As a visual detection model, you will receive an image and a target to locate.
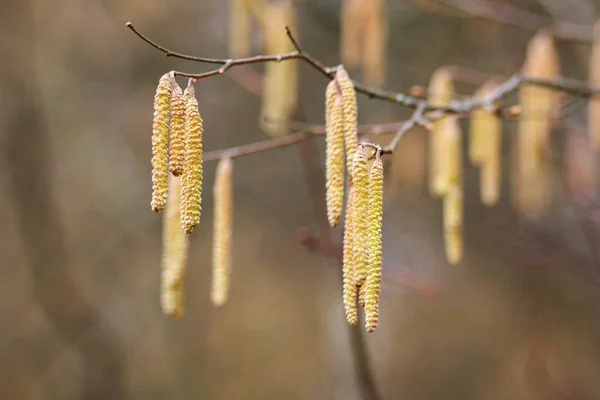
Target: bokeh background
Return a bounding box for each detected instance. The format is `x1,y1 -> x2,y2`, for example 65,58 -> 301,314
3,0 -> 600,399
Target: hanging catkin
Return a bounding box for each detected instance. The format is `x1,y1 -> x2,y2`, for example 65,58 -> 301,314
169,79 -> 186,177
151,72 -> 172,212
340,0 -> 364,70
336,66 -> 359,170
325,80 -> 345,227
427,67 -> 454,197
260,0 -> 297,137
589,20 -> 600,149
362,0 -> 387,86
365,151 -> 383,333
442,117 -> 463,265
436,116 -> 462,197
515,30 -> 559,218
229,0 -> 251,58
211,157 -> 234,307
181,83 -> 204,234
469,80 -> 501,206
351,145 -> 370,287
342,184 -> 358,325
161,173 -> 189,317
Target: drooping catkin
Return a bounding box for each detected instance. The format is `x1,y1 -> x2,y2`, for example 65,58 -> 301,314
211,157 -> 234,307
442,119 -> 463,265
342,183 -> 358,325
351,144 -> 370,287
515,30 -> 559,218
365,152 -> 383,333
229,0 -> 251,58
469,80 -> 502,206
151,72 -> 173,212
362,0 -> 387,86
260,0 -> 297,137
325,81 -> 345,227
181,84 -> 204,234
169,79 -> 186,177
161,174 -> 189,318
427,67 -> 454,197
340,0 -> 364,70
436,116 -> 462,197
336,67 -> 359,170
589,20 -> 600,149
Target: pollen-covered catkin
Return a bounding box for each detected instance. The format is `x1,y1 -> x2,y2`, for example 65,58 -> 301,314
342,182 -> 358,325
161,174 -> 189,317
443,121 -> 463,265
181,84 -> 203,234
365,152 -> 383,333
151,72 -> 172,212
169,79 -> 186,177
351,144 -> 369,287
336,67 -> 359,170
211,157 -> 234,307
325,80 -> 345,227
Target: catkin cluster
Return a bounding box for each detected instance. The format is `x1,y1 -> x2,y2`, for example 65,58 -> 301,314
151,74 -> 207,316
341,144 -> 384,333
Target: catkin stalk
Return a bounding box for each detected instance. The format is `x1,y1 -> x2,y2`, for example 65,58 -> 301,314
325,80 -> 345,227
336,66 -> 359,170
161,174 -> 189,317
151,72 -> 172,212
211,157 -> 234,307
365,152 -> 383,333
351,145 -> 370,286
169,79 -> 186,177
181,84 -> 204,234
342,183 -> 358,325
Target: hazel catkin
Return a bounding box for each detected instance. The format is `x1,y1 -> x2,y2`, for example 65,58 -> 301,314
336,66 -> 359,170
181,83 -> 204,234
151,72 -> 173,212
169,79 -> 186,177
325,80 -> 345,227
211,156 -> 234,307
161,173 -> 189,317
365,151 -> 383,333
342,182 -> 358,325
351,144 -> 370,287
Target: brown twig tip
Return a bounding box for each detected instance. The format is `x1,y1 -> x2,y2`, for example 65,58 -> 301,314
126,21 -> 132,27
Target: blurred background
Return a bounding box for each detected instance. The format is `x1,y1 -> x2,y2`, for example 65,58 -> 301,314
3,0 -> 600,399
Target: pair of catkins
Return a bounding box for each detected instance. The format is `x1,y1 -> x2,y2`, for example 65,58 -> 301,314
325,67 -> 384,333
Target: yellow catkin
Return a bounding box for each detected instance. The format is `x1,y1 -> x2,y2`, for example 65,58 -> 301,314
362,0 -> 387,86
229,0 -> 251,58
336,66 -> 359,171
342,182 -> 358,325
469,81 -> 502,206
589,20 -> 600,149
151,72 -> 172,212
436,116 -> 462,196
365,152 -> 383,333
169,79 -> 186,177
340,0 -> 364,70
260,0 -> 297,137
427,67 -> 454,197
181,84 -> 204,234
515,29 -> 559,218
161,174 -> 189,318
211,157 -> 234,307
351,145 -> 370,286
442,119 -> 463,265
325,80 -> 345,227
